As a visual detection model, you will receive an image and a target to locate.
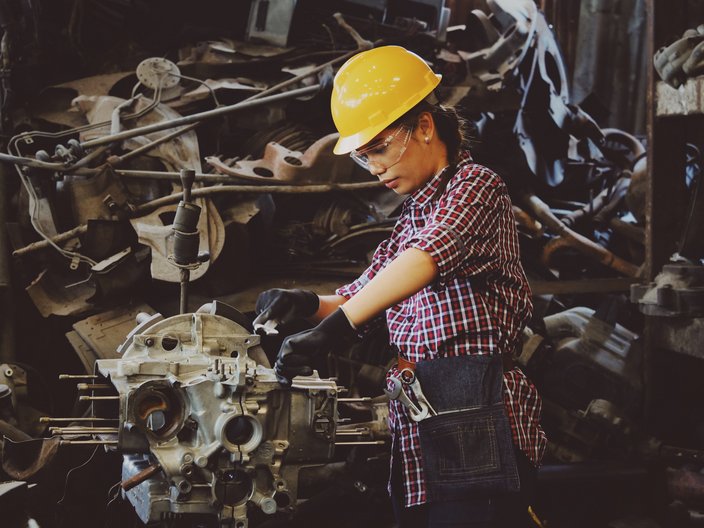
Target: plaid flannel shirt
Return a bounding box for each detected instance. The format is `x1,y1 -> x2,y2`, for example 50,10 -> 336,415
336,153 -> 547,507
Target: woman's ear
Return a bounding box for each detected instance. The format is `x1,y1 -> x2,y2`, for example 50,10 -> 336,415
416,111 -> 435,140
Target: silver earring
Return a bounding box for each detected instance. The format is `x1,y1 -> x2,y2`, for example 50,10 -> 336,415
424,136 -> 430,144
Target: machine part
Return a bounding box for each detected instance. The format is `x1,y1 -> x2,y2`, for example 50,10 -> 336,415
78,84 -> 320,150
59,168 -> 131,228
538,306 -> 641,415
521,193 -> 641,277
136,57 -> 181,92
625,155 -> 647,224
654,24 -> 704,88
77,308 -> 343,526
130,196 -> 224,284
206,133 -> 357,185
458,0 -> 537,88
170,169 -> 210,313
631,263 -> 704,317
25,268 -> 94,318
74,95 -> 203,172
2,437 -> 61,479
246,0 -> 297,47
65,303 -> 156,372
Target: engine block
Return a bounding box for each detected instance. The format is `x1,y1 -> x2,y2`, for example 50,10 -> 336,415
94,309 -> 339,526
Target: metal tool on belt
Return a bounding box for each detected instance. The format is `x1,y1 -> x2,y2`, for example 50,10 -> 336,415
384,367 -> 437,422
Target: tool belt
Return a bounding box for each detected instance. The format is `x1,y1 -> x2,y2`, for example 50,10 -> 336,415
397,353 -> 516,373
398,354 -> 521,502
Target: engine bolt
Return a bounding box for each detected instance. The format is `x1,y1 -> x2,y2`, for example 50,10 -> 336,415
145,338 -> 155,347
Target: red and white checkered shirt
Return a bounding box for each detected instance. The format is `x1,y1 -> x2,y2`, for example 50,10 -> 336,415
336,153 -> 547,507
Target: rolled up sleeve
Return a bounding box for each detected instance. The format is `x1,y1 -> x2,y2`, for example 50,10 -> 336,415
405,169 -> 503,286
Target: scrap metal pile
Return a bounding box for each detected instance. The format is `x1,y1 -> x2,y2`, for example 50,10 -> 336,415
0,1 -> 701,527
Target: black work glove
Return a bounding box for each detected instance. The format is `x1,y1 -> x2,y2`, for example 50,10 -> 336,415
275,308 -> 358,385
253,288 -> 320,329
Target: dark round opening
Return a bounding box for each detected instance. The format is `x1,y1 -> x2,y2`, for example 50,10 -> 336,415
225,416 -> 254,445
216,470 -> 253,505
253,167 -> 274,177
274,491 -> 290,508
284,156 -> 302,166
161,336 -> 179,351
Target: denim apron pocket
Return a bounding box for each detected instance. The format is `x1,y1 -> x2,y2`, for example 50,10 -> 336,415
415,355 -> 519,502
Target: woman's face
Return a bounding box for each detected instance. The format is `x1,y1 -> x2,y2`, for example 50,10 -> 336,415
352,113 -> 448,195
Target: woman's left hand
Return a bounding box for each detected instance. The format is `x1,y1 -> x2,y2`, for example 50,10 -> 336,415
275,308 -> 357,385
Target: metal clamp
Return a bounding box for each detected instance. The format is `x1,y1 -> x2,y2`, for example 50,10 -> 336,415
384,373 -> 437,422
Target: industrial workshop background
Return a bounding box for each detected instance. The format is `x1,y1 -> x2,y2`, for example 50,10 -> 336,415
0,0 -> 703,527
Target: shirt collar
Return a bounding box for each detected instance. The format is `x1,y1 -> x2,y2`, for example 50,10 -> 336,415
407,151 -> 473,208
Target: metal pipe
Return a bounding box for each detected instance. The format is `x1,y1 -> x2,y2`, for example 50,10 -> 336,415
521,193 -> 641,277
114,167 -> 284,185
80,84 -> 320,149
121,463 -> 162,491
51,427 -> 119,434
131,181 -> 384,214
59,374 -> 99,380
40,417 -> 117,423
60,440 -> 118,445
12,179 -> 384,258
12,224 -> 88,258
179,268 -> 189,314
334,441 -> 386,446
79,395 -> 120,401
109,124 -> 198,166
76,383 -> 113,390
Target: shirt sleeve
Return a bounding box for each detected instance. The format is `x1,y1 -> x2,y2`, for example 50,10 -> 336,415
405,165 -> 506,286
336,236 -> 390,299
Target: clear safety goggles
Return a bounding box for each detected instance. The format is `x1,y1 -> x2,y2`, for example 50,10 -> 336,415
350,125 -> 413,172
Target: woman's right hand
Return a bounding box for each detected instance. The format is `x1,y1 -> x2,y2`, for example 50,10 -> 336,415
252,289 -> 319,331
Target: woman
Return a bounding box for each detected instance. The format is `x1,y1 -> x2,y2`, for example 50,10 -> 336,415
253,45 -> 547,527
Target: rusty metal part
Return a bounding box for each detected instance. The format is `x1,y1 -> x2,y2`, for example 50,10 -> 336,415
521,193 -> 641,277
561,177 -> 631,228
601,128 -> 646,169
512,205 -> 544,237
0,420 -> 32,442
26,268 -> 94,318
206,134 -> 356,184
12,224 -> 88,257
204,157 -> 290,185
2,437 -> 61,480
121,463 -> 163,492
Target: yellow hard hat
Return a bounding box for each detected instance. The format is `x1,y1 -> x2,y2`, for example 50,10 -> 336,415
331,46 -> 442,155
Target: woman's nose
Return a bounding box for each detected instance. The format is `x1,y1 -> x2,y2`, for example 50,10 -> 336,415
370,164 -> 386,178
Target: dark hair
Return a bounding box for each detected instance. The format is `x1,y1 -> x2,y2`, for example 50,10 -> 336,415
392,98 -> 470,165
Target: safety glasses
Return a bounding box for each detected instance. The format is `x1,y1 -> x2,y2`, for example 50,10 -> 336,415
350,125 -> 413,172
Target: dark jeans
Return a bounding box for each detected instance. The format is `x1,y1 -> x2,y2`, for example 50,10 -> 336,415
390,447 -> 537,528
